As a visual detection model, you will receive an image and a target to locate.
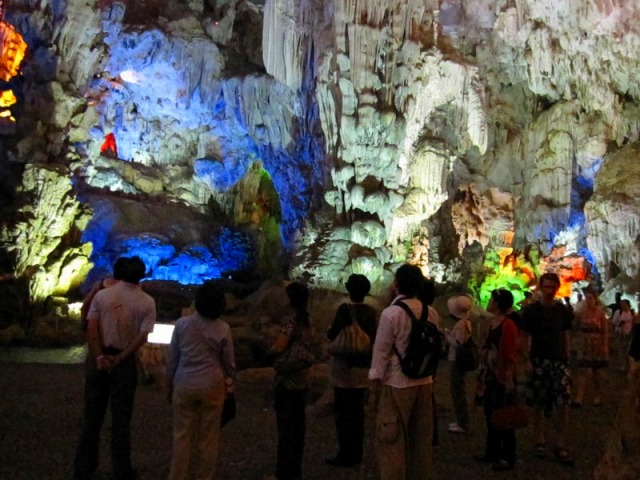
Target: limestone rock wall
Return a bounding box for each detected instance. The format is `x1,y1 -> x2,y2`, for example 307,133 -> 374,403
0,164 -> 92,308
1,0 -> 640,314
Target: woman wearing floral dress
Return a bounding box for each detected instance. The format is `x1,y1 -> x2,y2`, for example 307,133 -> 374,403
572,288 -> 609,407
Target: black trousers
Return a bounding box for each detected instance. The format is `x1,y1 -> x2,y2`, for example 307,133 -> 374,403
333,387 -> 366,462
483,382 -> 516,466
74,354 -> 138,480
274,384 -> 308,480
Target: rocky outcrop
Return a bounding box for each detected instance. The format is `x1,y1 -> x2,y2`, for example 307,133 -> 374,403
586,142 -> 640,287
0,164 -> 92,311
1,0 -> 640,322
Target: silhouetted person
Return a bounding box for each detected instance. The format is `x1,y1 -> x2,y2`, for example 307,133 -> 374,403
326,274 -> 377,467
521,273 -> 574,466
74,256 -> 156,480
608,292 -> 623,316
166,282 -> 236,480
369,264 -> 434,480
476,289 -> 520,471
268,282 -> 314,480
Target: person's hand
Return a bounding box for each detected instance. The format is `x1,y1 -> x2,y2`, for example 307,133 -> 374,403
368,380 -> 381,411
96,355 -> 112,371
225,377 -> 235,394
505,378 -> 515,393
105,354 -> 125,369
166,386 -> 173,405
524,359 -> 533,376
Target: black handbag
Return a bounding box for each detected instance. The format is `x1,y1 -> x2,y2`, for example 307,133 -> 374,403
221,394 -> 236,427
456,336 -> 479,372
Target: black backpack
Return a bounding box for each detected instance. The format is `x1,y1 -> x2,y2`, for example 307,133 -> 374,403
392,299 -> 443,379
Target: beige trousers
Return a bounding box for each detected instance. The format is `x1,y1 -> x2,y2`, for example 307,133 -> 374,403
376,383 -> 434,480
169,381 -> 225,480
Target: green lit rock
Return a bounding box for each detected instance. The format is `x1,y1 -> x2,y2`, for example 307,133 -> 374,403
0,164 -> 93,310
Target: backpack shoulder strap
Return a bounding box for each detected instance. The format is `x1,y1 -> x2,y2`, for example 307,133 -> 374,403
394,299 -> 416,321
391,299 -> 422,361
346,303 -> 359,326
394,299 -> 428,323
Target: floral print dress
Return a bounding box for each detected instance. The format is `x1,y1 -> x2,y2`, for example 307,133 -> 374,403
576,308 -> 608,369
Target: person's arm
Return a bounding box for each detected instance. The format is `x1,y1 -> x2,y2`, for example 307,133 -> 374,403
165,323 -> 180,403
221,325 -> 237,394
601,311 -> 609,358
499,320 -> 519,390
86,315 -> 110,370
109,331 -> 149,368
447,320 -> 466,347
271,331 -> 291,354
109,300 -> 156,367
522,331 -> 532,374
612,310 -> 621,326
369,310 -> 394,382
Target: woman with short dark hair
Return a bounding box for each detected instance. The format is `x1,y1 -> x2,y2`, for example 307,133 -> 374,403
326,274 -> 377,467
166,282 -> 236,480
475,288 -> 519,471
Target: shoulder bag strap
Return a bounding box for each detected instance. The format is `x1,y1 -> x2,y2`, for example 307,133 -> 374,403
346,302 -> 358,326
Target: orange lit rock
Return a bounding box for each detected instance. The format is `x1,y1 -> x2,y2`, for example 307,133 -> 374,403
0,21 -> 26,82
540,247 -> 590,297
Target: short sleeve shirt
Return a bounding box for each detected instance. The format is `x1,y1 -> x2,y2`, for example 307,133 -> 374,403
88,282 -> 156,349
521,301 -> 572,362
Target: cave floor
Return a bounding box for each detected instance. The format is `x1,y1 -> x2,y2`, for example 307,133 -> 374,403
0,349 -> 625,479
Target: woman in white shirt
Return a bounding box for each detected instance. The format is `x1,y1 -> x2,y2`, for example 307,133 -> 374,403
612,299 -> 635,372
445,295 -> 474,434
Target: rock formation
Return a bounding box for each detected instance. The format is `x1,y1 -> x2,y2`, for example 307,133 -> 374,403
0,0 -> 639,318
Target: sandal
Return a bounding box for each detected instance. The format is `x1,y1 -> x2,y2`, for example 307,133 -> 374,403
552,447 -> 575,467
534,443 -> 546,458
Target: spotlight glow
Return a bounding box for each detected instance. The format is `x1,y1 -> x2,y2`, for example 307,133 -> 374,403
147,323 -> 174,344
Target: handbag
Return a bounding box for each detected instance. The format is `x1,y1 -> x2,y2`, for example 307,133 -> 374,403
273,336 -> 314,373
221,394 -> 236,427
327,304 -> 371,358
492,405 -> 529,430
455,323 -> 479,372
491,393 -> 529,430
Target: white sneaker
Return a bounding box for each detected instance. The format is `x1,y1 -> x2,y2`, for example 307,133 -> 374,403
448,424 -> 467,434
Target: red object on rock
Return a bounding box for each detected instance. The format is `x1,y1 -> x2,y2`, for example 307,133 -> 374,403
100,132 -> 118,158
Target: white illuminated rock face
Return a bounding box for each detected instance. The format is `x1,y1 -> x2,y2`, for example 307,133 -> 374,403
1,0 -> 640,306
586,143 -> 640,288
284,0 -> 491,289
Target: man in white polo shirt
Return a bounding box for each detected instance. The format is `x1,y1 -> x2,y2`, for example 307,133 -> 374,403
74,256 -> 156,480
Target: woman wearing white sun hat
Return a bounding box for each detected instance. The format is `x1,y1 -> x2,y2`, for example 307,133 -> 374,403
445,295 -> 474,433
